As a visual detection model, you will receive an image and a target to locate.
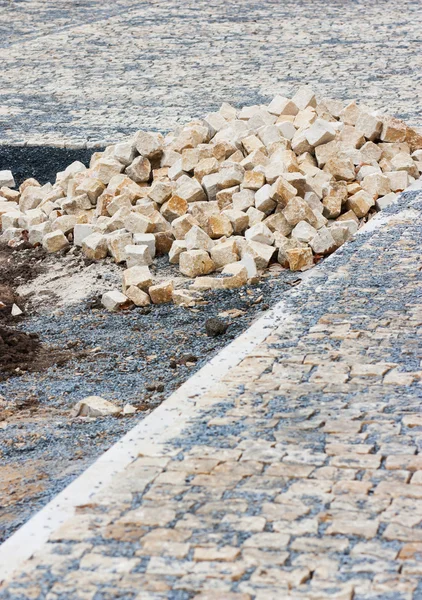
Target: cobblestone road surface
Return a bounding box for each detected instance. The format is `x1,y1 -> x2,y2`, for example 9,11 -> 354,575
1,190 -> 422,598
1,0 -> 421,145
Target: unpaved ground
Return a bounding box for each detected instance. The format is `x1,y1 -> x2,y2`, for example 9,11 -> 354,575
0,244 -> 300,543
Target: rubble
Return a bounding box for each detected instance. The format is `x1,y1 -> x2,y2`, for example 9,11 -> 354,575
1,88 -> 421,307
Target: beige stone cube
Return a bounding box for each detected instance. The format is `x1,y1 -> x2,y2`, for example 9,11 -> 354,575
245,222 -> 274,246
125,286 -> 151,307
125,244 -> 153,267
81,232 -> 108,260
185,225 -> 214,251
242,170 -> 266,191
208,214 -> 233,239
126,156 -> 151,183
347,190 -> 375,217
161,196 -> 188,222
179,249 -> 215,277
385,171 -> 409,192
270,177 -> 297,208
222,209 -> 249,234
210,239 -> 239,268
323,156 -> 355,181
380,117 -> 407,143
135,130 -> 164,158
355,112 -> 383,141
287,246 -> 314,271
172,214 -> 198,240
169,240 -> 187,264
247,206 -> 266,227
232,189 -> 255,212
122,266 -> 152,293
361,174 -> 391,197
283,197 -> 318,227
149,280 -> 174,304
216,186 -> 239,210
322,182 -> 348,219
107,230 -> 133,263
124,212 -> 154,234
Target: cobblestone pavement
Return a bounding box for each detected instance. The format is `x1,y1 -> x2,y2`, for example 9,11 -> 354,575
1,189 -> 422,598
1,0 -> 421,146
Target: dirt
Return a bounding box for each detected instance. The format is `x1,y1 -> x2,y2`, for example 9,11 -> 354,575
0,245 -> 77,380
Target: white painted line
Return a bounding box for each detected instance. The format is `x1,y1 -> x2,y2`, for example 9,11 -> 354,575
0,180 -> 420,584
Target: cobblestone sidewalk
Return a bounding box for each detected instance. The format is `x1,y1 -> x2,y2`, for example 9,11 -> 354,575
1,0 -> 422,145
1,189 -> 422,599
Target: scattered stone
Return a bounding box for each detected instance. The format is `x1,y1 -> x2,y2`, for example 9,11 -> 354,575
72,396 -> 121,417
11,304 -> 23,317
0,170 -> 15,188
101,290 -> 131,311
149,280 -> 174,304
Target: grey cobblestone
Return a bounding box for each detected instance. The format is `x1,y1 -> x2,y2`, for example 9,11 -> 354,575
1,191 -> 422,598
1,0 -> 421,145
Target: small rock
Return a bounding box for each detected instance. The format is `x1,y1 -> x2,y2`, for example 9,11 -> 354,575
205,318 -> 229,337
72,396 -> 121,418
102,290 -> 131,311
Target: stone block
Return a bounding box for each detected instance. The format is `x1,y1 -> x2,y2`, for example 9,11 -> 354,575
347,190 -> 375,217
283,197 -> 318,227
135,130 -> 164,159
218,164 -> 245,189
355,112 -> 383,141
380,117 -> 407,143
124,212 -> 154,234
42,230 -> 69,253
126,156 -> 151,183
208,214 -> 233,239
247,206 -> 266,227
125,286 -> 151,306
233,189 -> 256,212
362,174 -> 391,197
222,209 -> 249,234
267,95 -> 299,116
242,170 -> 266,191
72,396 -> 121,416
161,195 -> 188,222
169,240 -> 188,264
291,221 -> 317,243
254,184 -> 276,214
172,214 -> 198,239
324,156 -> 355,181
385,170 -> 409,191
185,225 -> 214,251
245,222 -> 274,246
74,223 -> 96,247
106,230 -> 132,263
155,231 -> 174,255
244,240 -> 275,269
270,177 -> 297,207
122,266 -> 152,292
28,221 -> 52,246
149,280 -> 174,304
322,182 -> 348,218
292,86 -> 317,110
376,192 -> 399,210
287,246 -> 314,271
210,239 -> 239,268
125,244 -> 153,267
81,232 -> 108,260
176,177 -> 207,202
179,249 -> 215,277
304,119 -> 336,147
310,227 -> 337,255
0,170 -> 15,188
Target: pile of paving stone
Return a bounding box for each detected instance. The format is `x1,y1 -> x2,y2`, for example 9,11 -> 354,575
1,87 -> 421,310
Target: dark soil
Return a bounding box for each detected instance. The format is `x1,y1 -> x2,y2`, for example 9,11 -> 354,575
0,245 -> 75,378
1,146 -> 103,187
